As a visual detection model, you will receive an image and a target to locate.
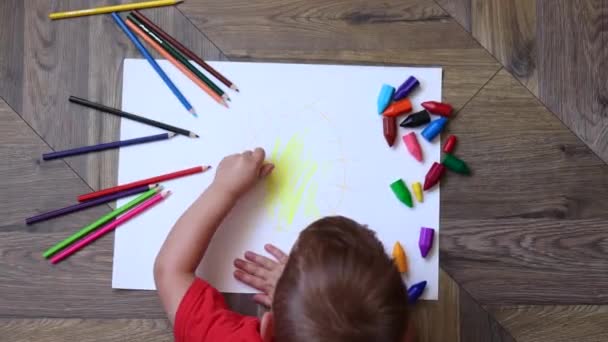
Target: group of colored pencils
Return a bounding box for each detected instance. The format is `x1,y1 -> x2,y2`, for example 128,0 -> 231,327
32,165 -> 210,263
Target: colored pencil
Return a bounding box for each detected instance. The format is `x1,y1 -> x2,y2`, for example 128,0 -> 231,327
132,10 -> 239,92
125,17 -> 229,108
78,165 -> 209,202
127,15 -> 229,104
111,12 -> 197,117
69,96 -> 199,138
43,187 -> 160,258
50,190 -> 171,264
42,133 -> 175,161
26,184 -> 158,225
49,0 -> 183,20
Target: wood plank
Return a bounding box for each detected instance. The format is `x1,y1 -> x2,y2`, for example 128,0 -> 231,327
471,0 -> 538,95
537,0 -> 608,164
440,69 -> 608,304
435,0 -> 472,32
0,0 -> 24,112
0,319 -> 171,342
460,289 -> 516,342
412,270 -> 460,342
491,305 -> 608,342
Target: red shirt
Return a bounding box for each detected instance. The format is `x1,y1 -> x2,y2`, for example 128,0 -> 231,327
175,278 -> 263,342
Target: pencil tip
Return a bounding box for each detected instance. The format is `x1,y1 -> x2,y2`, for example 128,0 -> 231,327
231,85 -> 240,92
222,101 -> 229,108
168,132 -> 177,138
190,132 -> 200,138
161,190 -> 172,197
189,108 -> 198,117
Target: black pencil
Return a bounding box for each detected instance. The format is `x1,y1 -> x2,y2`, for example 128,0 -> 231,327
69,96 -> 199,138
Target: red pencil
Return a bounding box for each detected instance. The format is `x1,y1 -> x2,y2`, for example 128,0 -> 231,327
78,166 -> 210,202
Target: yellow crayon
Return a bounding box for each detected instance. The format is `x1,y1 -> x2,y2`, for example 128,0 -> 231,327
412,182 -> 423,203
392,242 -> 408,274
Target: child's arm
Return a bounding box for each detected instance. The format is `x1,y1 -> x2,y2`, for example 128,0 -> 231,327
154,148 -> 274,324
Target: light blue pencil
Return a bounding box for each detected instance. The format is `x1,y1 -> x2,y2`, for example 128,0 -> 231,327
110,12 -> 197,117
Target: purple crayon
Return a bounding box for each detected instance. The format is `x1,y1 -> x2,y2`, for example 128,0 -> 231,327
407,280 -> 427,304
393,76 -> 419,101
419,227 -> 435,258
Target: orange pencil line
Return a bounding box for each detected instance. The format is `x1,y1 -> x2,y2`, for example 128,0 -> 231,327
125,20 -> 225,106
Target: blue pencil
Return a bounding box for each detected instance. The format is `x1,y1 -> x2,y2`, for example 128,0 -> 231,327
42,132 -> 175,160
110,12 -> 197,117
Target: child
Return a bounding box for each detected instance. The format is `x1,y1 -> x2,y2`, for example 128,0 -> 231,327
155,148 -> 413,342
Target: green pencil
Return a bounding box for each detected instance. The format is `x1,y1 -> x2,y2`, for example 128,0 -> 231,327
42,187 -> 160,258
127,14 -> 228,102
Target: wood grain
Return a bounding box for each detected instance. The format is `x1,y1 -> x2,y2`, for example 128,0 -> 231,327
537,0 -> 608,164
491,305 -> 608,342
412,270 -> 460,342
471,0 -> 538,95
435,0 -> 471,32
440,69 -> 608,304
460,289 -> 516,342
0,0 -> 24,113
0,319 -> 172,342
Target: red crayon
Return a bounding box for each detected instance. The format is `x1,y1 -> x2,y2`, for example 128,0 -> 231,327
382,98 -> 412,117
423,162 -> 446,190
403,132 -> 423,162
443,135 -> 457,153
383,116 -> 397,147
421,101 -> 453,117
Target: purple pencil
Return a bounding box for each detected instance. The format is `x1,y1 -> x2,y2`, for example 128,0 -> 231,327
25,184 -> 159,225
42,132 -> 175,161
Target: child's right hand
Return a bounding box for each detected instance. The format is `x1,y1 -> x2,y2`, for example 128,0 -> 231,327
233,244 -> 288,307
212,148 -> 274,199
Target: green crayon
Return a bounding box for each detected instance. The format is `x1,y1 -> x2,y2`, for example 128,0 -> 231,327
390,179 -> 413,208
442,154 -> 470,175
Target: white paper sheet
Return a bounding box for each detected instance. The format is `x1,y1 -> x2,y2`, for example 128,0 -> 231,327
114,60 -> 442,300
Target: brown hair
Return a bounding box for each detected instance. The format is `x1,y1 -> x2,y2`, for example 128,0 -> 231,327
273,216 -> 408,342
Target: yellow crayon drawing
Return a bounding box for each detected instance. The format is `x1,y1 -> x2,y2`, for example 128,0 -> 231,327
265,133 -> 321,231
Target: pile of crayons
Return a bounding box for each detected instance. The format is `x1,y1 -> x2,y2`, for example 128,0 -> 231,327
378,75 -> 472,304
29,165 -> 210,264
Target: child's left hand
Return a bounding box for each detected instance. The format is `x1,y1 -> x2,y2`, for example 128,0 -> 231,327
233,244 -> 288,307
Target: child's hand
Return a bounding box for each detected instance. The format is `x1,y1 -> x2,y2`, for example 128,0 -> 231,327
212,148 -> 274,199
233,244 -> 288,307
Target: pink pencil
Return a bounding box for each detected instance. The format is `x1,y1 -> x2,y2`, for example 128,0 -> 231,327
50,190 -> 171,264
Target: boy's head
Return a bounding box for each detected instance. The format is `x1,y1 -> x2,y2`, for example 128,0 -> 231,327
270,216 -> 408,342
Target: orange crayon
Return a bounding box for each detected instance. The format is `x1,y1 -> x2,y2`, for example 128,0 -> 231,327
382,98 -> 412,117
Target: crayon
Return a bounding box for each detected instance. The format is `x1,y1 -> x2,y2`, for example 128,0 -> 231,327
408,281 -> 427,304
393,76 -> 419,101
390,179 -> 413,208
442,153 -> 470,174
421,117 -> 448,142
421,101 -> 453,117
443,135 -> 457,153
377,84 -> 395,114
403,132 -> 423,162
412,182 -> 423,202
419,227 -> 434,258
392,242 -> 408,274
382,98 -> 412,117
400,109 -> 430,128
383,116 -> 397,147
423,162 -> 445,191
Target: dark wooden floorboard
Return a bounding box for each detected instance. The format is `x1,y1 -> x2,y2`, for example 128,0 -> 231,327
460,289 -> 516,342
0,319 -> 172,342
537,0 -> 608,165
434,0 -> 471,32
0,0 -> 24,113
441,69 -> 608,305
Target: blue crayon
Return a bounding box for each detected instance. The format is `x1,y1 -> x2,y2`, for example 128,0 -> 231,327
407,280 -> 427,304
377,84 -> 395,114
421,117 -> 448,142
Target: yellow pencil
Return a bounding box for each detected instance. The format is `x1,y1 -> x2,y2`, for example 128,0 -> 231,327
49,0 -> 183,20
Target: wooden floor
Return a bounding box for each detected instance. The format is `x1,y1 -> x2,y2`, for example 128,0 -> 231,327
1,1 -> 607,341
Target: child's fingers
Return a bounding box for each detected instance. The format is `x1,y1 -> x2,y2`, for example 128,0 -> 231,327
234,270 -> 267,292
252,147 -> 266,165
265,244 -> 289,264
253,293 -> 272,308
259,163 -> 274,178
245,251 -> 276,270
234,258 -> 267,278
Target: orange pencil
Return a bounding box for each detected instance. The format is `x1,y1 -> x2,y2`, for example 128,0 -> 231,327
125,20 -> 228,108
